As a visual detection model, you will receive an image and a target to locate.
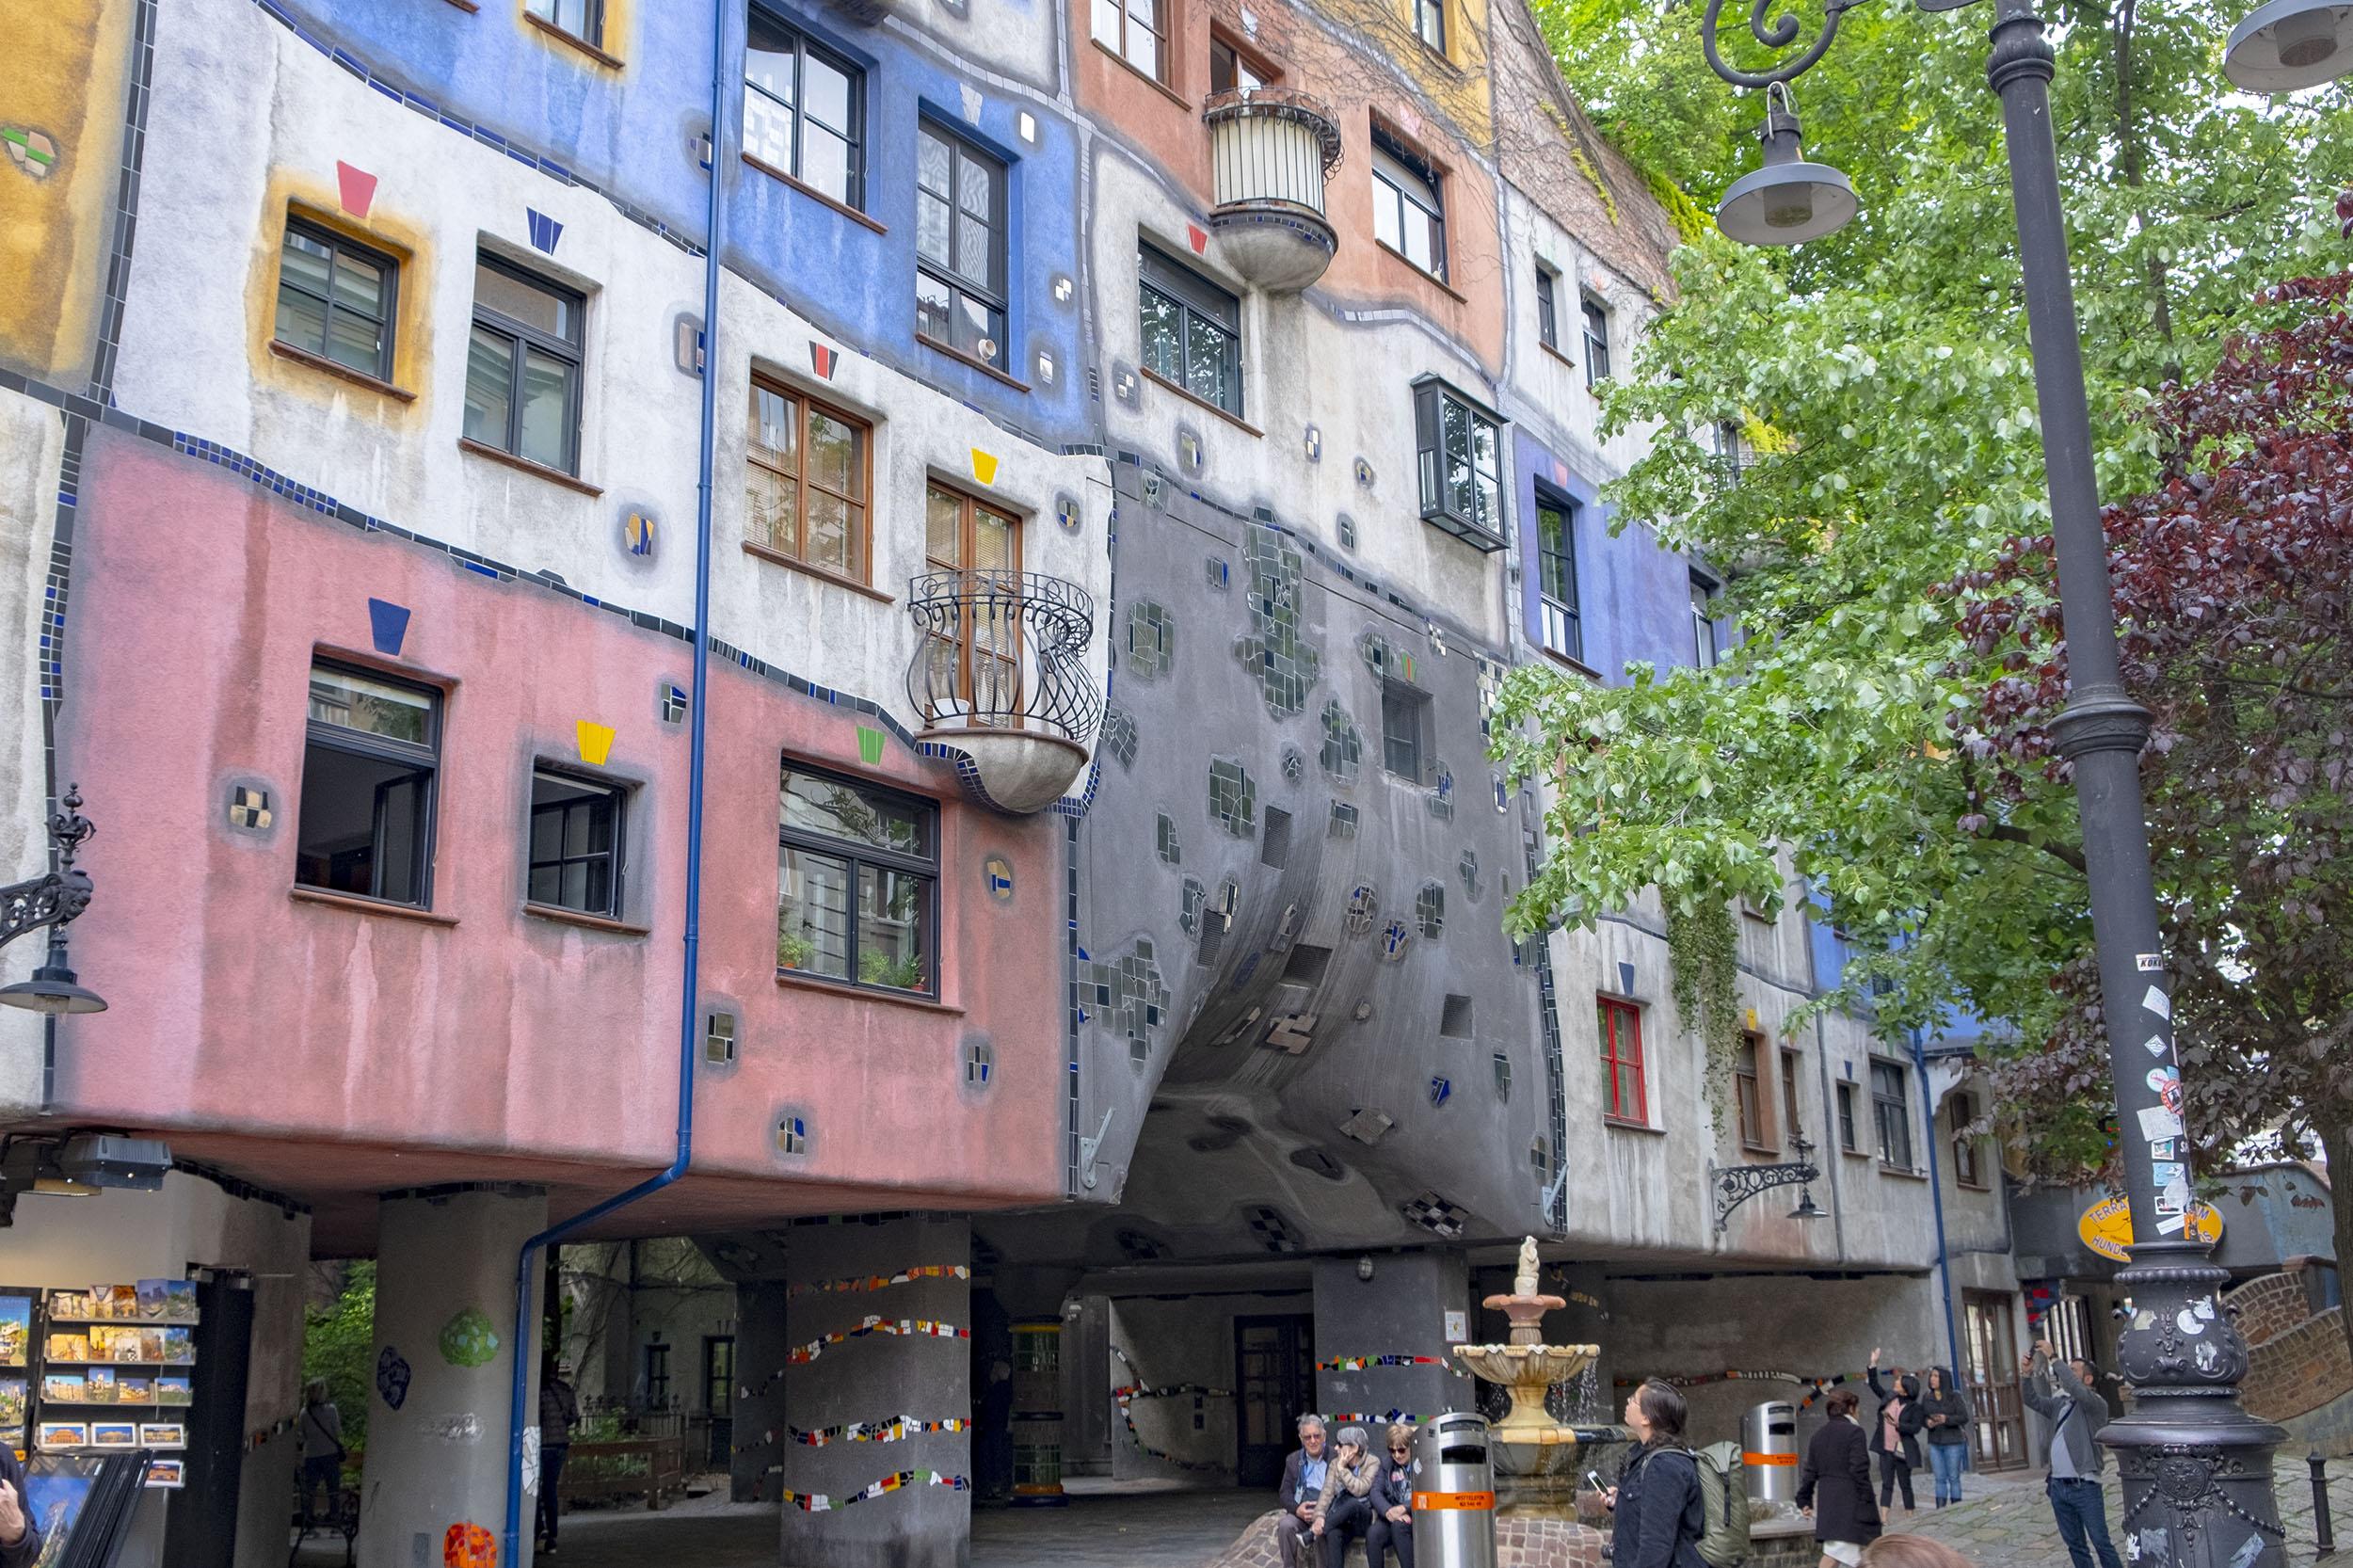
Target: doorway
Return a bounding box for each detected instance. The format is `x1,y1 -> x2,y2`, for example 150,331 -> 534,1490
703,1336 -> 735,1467
1235,1314 -> 1314,1488
1962,1290 -> 2027,1469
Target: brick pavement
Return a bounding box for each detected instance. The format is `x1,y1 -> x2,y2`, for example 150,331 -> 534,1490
1890,1459 -> 2353,1568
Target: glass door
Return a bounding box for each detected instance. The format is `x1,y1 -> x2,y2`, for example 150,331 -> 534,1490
703,1336 -> 734,1467
1235,1313 -> 1314,1489
1963,1290 -> 2026,1469
923,484 -> 1022,726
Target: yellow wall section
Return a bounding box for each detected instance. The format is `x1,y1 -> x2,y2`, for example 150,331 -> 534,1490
247,172 -> 436,417
0,0 -> 136,381
516,0 -> 635,69
1300,0 -> 1494,145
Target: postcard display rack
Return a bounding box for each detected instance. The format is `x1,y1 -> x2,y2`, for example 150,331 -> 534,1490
2,1283 -> 196,1489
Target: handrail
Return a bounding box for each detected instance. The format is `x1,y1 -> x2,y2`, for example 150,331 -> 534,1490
1202,87 -> 1345,174
904,568 -> 1103,744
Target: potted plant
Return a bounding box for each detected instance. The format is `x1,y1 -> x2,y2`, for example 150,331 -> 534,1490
777,932 -> 815,970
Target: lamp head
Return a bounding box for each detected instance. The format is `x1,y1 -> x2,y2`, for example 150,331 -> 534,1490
2226,0 -> 2353,89
0,958 -> 106,1015
1716,96 -> 1858,246
1789,1187 -> 1825,1221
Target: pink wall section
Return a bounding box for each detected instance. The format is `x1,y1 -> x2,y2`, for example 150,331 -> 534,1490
51,428 -> 1065,1224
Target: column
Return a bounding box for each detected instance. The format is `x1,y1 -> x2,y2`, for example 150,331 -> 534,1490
355,1183 -> 548,1568
732,1279 -> 788,1502
1314,1250 -> 1478,1428
778,1215 -> 970,1568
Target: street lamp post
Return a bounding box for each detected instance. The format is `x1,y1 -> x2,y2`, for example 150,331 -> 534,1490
0,784 -> 106,1016
1697,0 -> 2292,1561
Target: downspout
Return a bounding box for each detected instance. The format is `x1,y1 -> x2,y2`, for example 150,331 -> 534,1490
1913,1028 -> 1964,1381
500,3 -> 729,1557
1813,1013 -> 1848,1264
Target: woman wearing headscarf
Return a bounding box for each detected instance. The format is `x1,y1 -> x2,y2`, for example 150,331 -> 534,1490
1796,1387 -> 1881,1568
1309,1423 -> 1383,1567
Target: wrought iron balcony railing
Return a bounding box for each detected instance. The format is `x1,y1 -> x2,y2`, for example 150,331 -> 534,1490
1202,88 -> 1345,292
905,569 -> 1102,812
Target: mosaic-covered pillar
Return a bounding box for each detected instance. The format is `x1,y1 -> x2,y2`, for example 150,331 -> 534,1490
778,1215 -> 970,1568
356,1183 -> 548,1568
1313,1250 -> 1479,1429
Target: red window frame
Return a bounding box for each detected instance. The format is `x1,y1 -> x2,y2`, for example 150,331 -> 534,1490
1599,998 -> 1646,1124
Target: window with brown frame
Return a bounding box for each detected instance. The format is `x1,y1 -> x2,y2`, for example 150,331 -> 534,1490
746,379 -> 872,582
921,483 -> 1021,725
1951,1088 -> 1987,1188
1093,0 -> 1170,83
1209,32 -> 1274,91
1735,1034 -> 1771,1152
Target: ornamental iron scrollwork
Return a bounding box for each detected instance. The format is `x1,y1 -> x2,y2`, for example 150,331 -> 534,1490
0,785 -> 94,951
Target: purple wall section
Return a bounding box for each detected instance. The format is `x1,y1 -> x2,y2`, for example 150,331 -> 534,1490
53,427 -> 1065,1251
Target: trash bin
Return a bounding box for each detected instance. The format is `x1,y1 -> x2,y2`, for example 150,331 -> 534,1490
1411,1411 -> 1497,1568
1741,1400 -> 1800,1504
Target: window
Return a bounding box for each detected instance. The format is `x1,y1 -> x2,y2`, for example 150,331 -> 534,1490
1210,35 -> 1269,92
296,662 -> 440,907
744,14 -> 865,210
1599,998 -> 1645,1123
1581,293 -> 1610,386
920,484 -> 1022,724
1735,1035 -> 1769,1151
526,0 -> 602,44
274,218 -> 396,381
1951,1090 -> 1987,1188
704,1336 -> 735,1418
464,255 -> 584,474
1535,498 -> 1580,661
1691,571 -> 1721,668
915,124 -> 1008,370
1535,265 -> 1560,352
1413,379 -> 1503,549
644,1341 -> 670,1408
777,764 -> 938,994
1872,1059 -> 1914,1169
1414,0 -> 1446,53
746,380 -> 872,580
1836,1081 -> 1860,1153
528,771 -> 624,918
1371,132 -> 1446,280
1781,1049 -> 1804,1152
1711,419 -> 1745,487
1139,245 -> 1242,416
1379,681 -> 1429,783
1093,0 -> 1169,82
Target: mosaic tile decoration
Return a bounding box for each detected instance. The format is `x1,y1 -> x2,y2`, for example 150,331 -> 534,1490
1354,456 -> 1375,488
1085,938 -> 1171,1048
662,683 -> 688,723
1208,758 -> 1256,838
1124,600 -> 1176,681
1230,526 -> 1320,717
226,785 -> 271,832
1176,427 -> 1202,473
1345,884 -> 1378,936
526,207 -> 564,254
965,1039 -> 993,1083
1227,951 -> 1262,991
1056,492 -> 1082,534
1246,1207 -> 1302,1254
1531,1135 -> 1551,1176
1207,555 -> 1229,591
1459,848 -> 1481,901
335,161 -> 376,217
1478,655 -> 1506,741
1101,707 -> 1139,769
1401,1191 -> 1470,1240
1337,513 -> 1356,551
1339,1108 -> 1393,1145
1304,424 -> 1321,462
1319,699 -> 1361,781
1352,999 -> 1372,1020
1428,764 -> 1454,820
1381,918 -> 1412,960
1494,773 -> 1510,813
1360,632 -> 1417,687
1280,747 -> 1303,784
1116,1229 -> 1170,1262
1329,801 -> 1358,839
984,855 -> 1015,902
367,597 -> 410,656
1416,883 -> 1446,938
1264,1013 -> 1315,1054
1429,1076 -> 1451,1108
1178,876 -> 1207,936
1141,470 -> 1164,507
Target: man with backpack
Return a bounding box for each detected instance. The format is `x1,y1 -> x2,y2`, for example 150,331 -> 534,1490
297,1379 -> 345,1530
1606,1380 -> 1751,1568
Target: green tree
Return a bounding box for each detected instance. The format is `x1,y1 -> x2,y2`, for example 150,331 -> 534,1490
302,1262 -> 374,1455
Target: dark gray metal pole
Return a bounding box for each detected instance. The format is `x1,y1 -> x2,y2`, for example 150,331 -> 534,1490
2310,1452 -> 2333,1555
1986,1 -> 2286,1560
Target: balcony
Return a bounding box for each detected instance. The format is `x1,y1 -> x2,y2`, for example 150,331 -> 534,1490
1204,88 -> 1345,293
906,569 -> 1103,814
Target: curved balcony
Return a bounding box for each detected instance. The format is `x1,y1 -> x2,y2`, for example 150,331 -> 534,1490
906,569 -> 1103,815
1204,88 -> 1345,293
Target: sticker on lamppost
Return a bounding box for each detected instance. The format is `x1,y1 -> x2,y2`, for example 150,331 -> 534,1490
2076,1194 -> 2223,1262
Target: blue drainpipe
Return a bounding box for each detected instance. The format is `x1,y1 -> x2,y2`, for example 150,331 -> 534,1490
501,5 -> 729,1557
1913,1028 -> 1965,1383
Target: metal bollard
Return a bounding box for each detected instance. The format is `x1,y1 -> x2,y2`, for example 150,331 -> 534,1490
2310,1451 -> 2334,1556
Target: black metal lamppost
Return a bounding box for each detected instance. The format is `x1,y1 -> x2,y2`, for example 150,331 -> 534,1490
0,784 -> 105,1015
1696,0 -> 2345,1559
1711,1133 -> 1828,1233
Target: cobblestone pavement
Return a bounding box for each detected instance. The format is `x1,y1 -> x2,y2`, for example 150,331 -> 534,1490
1892,1459 -> 2353,1568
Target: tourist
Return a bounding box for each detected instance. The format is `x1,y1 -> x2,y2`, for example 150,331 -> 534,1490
1604,1380 -> 1707,1568
1273,1414 -> 1331,1568
2021,1341 -> 2124,1568
298,1378 -> 344,1530
1915,1367 -> 1973,1507
1860,1535 -> 1978,1568
1865,1349 -> 1925,1514
1369,1422 -> 1417,1568
0,1438 -> 42,1568
979,1359 -> 1015,1503
1309,1425 -> 1382,1566
1796,1387 -> 1880,1568
537,1364 -> 579,1555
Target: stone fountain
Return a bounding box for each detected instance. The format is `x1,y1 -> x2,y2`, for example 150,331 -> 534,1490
1451,1237 -> 1603,1517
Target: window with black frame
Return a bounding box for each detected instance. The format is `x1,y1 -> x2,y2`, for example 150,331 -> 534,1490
1872,1059 -> 1914,1169
528,772 -> 625,918
744,12 -> 865,210
464,254 -> 584,474
1535,496 -> 1580,661
1139,244 -> 1242,416
1413,378 -> 1503,549
777,765 -> 937,995
1414,0 -> 1446,53
274,217 -> 397,381
1370,133 -> 1446,280
1534,264 -> 1560,354
296,662 -> 440,907
1581,292 -> 1611,385
915,123 -> 1009,370
1690,570 -> 1721,668
525,0 -> 602,45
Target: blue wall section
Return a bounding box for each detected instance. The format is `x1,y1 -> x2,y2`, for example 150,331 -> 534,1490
270,0 -> 1091,447
1513,428 -> 1697,682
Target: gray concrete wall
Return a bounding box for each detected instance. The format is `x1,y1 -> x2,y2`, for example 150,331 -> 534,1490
1314,1251 -> 1480,1426
733,1279 -> 790,1502
778,1214 -> 971,1568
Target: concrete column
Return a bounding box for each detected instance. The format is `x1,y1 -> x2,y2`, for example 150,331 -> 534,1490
779,1214 -> 971,1568
356,1184 -> 548,1568
1314,1250 -> 1480,1427
733,1279 -> 789,1502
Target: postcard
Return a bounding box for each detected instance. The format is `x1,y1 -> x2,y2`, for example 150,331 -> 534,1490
136,1424 -> 184,1449
46,1291 -> 89,1321
118,1329 -> 152,1364
83,1369 -> 116,1404
36,1422 -> 88,1449
117,1379 -> 152,1405
41,1373 -> 85,1403
0,1298 -> 28,1366
27,1464 -> 97,1531
163,1329 -> 192,1364
0,1378 -> 23,1425
135,1281 -> 167,1320
89,1423 -> 136,1448
144,1459 -> 184,1489
102,1287 -> 136,1320
154,1377 -> 191,1406
44,1335 -> 87,1364
162,1282 -> 198,1323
